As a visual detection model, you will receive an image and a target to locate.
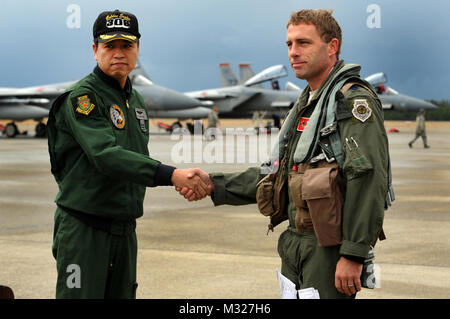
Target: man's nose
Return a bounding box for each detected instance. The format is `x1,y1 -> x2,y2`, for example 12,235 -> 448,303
289,43 -> 300,58
112,47 -> 126,58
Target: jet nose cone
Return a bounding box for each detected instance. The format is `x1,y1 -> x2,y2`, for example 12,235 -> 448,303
407,96 -> 437,111
137,84 -> 201,111
422,100 -> 437,110
166,89 -> 202,110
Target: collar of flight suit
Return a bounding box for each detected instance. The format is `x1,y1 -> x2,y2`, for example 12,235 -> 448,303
93,64 -> 133,99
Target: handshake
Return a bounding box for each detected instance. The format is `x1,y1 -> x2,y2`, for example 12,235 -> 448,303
171,168 -> 214,201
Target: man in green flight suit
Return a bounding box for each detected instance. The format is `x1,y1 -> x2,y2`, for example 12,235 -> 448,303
408,108 -> 430,148
47,10 -> 209,299
179,9 -> 392,298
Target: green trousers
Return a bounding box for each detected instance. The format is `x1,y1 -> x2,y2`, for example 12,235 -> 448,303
277,228 -> 355,299
52,208 -> 138,299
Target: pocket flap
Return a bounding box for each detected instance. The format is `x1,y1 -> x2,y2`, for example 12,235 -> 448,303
301,167 -> 333,199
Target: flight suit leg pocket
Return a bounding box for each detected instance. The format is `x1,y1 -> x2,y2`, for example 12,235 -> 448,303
301,165 -> 344,247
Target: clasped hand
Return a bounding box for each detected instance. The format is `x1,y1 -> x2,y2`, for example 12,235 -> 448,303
171,168 -> 213,201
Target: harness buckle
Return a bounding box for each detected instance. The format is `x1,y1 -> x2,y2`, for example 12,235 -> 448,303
310,148 -> 335,164
320,122 -> 337,137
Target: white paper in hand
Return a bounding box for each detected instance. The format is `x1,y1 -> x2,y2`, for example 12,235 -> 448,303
276,269 -> 297,299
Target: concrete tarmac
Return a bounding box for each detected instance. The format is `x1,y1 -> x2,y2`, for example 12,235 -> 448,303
0,120 -> 449,299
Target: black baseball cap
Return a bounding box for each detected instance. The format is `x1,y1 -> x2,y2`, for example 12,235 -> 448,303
93,10 -> 141,43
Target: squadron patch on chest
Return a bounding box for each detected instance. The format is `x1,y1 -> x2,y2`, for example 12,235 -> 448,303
110,104 -> 125,129
352,99 -> 372,122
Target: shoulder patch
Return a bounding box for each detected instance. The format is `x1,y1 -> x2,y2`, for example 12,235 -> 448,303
352,99 -> 372,122
70,92 -> 99,118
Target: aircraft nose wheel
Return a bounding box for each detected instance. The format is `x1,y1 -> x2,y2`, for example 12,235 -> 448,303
35,122 -> 47,138
5,123 -> 18,138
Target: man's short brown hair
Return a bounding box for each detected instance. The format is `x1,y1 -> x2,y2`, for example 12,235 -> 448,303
286,9 -> 342,59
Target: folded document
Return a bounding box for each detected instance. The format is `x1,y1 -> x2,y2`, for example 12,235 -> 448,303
276,269 -> 320,299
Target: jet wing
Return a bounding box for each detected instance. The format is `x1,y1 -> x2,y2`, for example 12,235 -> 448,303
223,92 -> 262,113
185,89 -> 239,100
0,81 -> 74,98
270,100 -> 293,108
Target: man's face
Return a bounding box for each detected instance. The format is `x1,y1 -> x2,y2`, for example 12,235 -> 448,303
286,23 -> 337,87
93,39 -> 139,84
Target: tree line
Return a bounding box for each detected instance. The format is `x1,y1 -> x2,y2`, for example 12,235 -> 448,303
383,100 -> 450,121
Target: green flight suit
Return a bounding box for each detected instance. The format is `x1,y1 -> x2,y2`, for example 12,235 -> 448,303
210,61 -> 389,299
47,66 -> 175,298
409,113 -> 428,148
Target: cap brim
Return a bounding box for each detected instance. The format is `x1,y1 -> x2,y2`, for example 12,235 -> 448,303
97,32 -> 138,43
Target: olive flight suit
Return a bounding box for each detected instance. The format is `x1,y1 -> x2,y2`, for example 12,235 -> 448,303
210,61 -> 389,299
47,66 -> 176,298
409,112 -> 429,148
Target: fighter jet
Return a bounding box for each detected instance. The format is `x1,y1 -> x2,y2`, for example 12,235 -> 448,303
0,60 -> 207,138
365,72 -> 436,111
185,63 -> 300,118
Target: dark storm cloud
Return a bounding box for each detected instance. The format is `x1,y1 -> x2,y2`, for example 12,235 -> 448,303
1,0 -> 448,100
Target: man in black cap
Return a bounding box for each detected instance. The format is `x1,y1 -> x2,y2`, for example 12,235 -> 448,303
47,10 -> 210,299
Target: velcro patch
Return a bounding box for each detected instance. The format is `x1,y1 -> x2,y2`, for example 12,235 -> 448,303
110,104 -> 125,129
297,117 -> 310,131
135,108 -> 148,133
352,99 -> 372,122
71,93 -> 99,118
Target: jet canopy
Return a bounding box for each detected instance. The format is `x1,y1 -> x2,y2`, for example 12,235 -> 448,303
365,72 -> 388,87
244,65 -> 288,87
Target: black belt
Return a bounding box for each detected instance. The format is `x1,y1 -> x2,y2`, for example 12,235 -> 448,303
58,205 -> 136,236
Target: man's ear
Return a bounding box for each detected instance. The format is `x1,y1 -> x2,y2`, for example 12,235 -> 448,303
328,38 -> 339,58
92,43 -> 98,61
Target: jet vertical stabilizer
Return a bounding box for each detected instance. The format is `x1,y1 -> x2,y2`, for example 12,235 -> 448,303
130,58 -> 153,82
219,63 -> 239,87
239,63 -> 263,88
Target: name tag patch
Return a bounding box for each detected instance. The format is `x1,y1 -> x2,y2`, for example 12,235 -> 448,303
135,108 -> 148,132
297,117 -> 310,131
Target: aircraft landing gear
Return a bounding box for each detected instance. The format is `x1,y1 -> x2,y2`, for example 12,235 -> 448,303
5,122 -> 18,138
35,122 -> 47,138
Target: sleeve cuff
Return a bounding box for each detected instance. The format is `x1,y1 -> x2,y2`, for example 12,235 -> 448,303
210,173 -> 226,206
339,240 -> 370,260
341,254 -> 365,264
154,163 -> 176,186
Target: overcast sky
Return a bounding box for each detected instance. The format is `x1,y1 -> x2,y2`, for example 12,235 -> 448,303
1,0 -> 449,100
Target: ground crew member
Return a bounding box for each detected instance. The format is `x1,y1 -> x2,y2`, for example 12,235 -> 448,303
178,9 -> 391,298
205,106 -> 220,140
47,10 -> 209,299
409,108 -> 430,148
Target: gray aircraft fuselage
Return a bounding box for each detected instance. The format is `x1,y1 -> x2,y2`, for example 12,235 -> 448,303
187,85 -> 300,118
